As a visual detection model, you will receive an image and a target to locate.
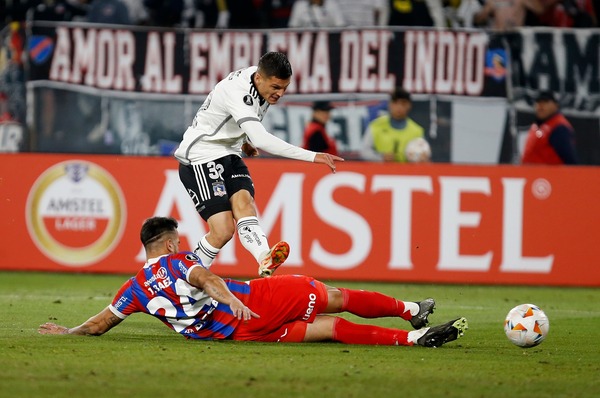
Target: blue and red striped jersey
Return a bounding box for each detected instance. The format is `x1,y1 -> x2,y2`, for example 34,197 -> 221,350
109,252 -> 250,340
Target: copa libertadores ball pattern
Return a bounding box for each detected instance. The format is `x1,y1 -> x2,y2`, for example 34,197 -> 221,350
504,303 -> 550,348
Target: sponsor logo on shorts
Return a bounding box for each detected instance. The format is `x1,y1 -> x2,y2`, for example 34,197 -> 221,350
231,174 -> 251,179
302,293 -> 317,321
212,182 -> 226,197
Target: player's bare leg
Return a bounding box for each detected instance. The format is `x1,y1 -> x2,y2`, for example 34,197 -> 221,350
193,211 -> 235,268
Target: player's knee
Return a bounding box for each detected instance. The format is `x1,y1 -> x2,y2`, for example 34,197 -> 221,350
303,316 -> 336,342
326,288 -> 344,312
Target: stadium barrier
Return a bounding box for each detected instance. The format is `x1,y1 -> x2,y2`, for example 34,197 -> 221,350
1,153 -> 598,287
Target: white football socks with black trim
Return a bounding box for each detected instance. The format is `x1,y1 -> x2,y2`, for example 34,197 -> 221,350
236,216 -> 270,263
194,235 -> 219,269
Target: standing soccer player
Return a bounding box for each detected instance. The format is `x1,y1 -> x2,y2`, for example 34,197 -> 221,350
175,52 -> 344,277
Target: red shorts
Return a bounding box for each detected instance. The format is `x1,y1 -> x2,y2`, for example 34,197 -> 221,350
231,275 -> 328,342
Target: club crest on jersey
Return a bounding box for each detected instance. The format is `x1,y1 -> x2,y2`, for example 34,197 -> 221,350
243,95 -> 254,106
212,182 -> 226,197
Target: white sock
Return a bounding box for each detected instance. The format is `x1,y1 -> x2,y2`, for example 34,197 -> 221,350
194,235 -> 219,269
407,328 -> 429,344
403,301 -> 420,316
236,216 -> 269,263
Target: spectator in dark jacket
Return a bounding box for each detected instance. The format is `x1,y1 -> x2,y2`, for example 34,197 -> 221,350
522,90 -> 578,165
302,101 -> 339,156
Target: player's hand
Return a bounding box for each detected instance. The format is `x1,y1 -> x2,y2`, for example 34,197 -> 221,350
38,322 -> 69,335
242,142 -> 259,157
314,153 -> 344,173
229,300 -> 260,321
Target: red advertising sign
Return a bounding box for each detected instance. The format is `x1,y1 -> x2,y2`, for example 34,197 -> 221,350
1,153 -> 598,286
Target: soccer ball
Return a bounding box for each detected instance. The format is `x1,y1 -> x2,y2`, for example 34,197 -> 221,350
504,304 -> 550,348
405,137 -> 431,163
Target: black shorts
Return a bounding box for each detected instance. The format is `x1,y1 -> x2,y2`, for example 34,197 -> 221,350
178,155 -> 255,221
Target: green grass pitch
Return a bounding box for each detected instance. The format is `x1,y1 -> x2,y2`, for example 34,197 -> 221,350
1,271 -> 598,398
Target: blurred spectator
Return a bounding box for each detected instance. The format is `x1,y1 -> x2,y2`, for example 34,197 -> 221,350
0,22 -> 26,124
0,92 -> 11,121
227,0 -> 267,29
262,0 -> 296,28
302,101 -> 339,156
144,0 -> 183,27
192,0 -> 224,28
0,90 -> 24,152
536,0 -> 597,27
360,87 -> 426,163
2,0 -> 36,27
121,0 -> 151,25
29,0 -> 89,22
87,0 -> 131,24
288,0 -> 345,28
473,0 -> 545,29
522,90 -> 578,165
339,0 -> 389,26
387,0 -> 445,27
178,0 -> 200,27
443,0 -> 470,27
455,0 -> 484,27
195,0 -> 268,29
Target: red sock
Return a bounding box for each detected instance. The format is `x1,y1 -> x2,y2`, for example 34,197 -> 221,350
332,317 -> 411,346
338,288 -> 410,320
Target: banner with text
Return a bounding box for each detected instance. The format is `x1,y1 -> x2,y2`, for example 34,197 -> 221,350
27,22 -> 498,97
1,153 -> 598,286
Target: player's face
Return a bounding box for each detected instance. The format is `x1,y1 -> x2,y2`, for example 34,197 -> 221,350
255,73 -> 291,105
389,99 -> 411,120
314,109 -> 331,123
534,99 -> 558,121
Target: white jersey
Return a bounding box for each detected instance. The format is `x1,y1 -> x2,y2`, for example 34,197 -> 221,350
175,66 -> 316,165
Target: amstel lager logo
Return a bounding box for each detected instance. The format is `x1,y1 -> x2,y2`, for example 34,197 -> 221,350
26,160 -> 126,266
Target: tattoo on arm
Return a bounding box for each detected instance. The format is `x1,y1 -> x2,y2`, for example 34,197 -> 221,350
103,314 -> 122,329
72,308 -> 123,336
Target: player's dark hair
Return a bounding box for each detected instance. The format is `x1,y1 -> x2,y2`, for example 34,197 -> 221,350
257,52 -> 292,79
391,87 -> 411,102
140,216 -> 178,247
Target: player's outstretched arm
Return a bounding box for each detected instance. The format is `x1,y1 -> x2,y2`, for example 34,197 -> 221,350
38,307 -> 123,336
243,121 -> 344,171
314,152 -> 344,173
